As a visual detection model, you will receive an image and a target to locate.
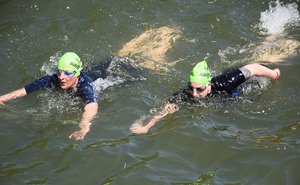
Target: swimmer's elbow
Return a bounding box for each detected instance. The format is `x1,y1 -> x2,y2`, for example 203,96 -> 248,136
84,102 -> 98,113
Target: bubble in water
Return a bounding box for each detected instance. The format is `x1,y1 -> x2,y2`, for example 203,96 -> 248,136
258,0 -> 299,35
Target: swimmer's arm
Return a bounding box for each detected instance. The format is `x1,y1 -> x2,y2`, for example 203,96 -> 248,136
69,102 -> 98,140
0,88 -> 27,105
130,103 -> 179,134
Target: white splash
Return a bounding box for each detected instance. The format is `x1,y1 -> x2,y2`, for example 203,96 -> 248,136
92,76 -> 125,92
258,0 -> 299,35
40,53 -> 60,75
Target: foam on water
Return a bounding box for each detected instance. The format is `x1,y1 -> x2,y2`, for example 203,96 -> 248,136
258,0 -> 299,35
219,1 -> 300,64
40,53 -> 60,75
92,76 -> 125,92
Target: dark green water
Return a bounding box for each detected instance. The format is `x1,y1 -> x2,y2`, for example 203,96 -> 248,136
1,0 -> 300,184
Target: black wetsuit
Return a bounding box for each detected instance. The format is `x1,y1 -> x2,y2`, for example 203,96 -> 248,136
85,56 -> 146,83
169,69 -> 246,104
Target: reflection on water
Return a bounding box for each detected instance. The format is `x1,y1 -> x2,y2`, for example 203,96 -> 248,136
0,161 -> 45,178
208,118 -> 300,150
85,138 -> 129,149
101,152 -> 159,185
171,169 -> 218,185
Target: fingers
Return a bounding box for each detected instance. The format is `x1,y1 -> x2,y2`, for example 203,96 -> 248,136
273,68 -> 280,80
130,125 -> 148,134
130,126 -> 141,134
69,131 -> 86,140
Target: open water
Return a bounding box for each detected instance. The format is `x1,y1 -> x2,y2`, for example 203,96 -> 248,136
0,0 -> 300,185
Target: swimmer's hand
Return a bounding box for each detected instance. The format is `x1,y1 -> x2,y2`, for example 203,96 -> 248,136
69,130 -> 88,140
69,122 -> 91,140
0,100 -> 5,105
130,123 -> 150,134
130,103 -> 179,135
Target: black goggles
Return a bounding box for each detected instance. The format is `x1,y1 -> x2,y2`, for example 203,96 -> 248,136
188,84 -> 207,93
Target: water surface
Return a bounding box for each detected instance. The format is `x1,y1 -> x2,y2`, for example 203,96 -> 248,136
0,0 -> 300,185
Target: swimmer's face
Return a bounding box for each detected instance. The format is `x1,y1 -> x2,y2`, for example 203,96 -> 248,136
56,70 -> 79,89
188,82 -> 210,99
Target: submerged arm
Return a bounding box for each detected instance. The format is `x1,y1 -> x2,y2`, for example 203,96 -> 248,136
0,88 -> 27,105
69,102 -> 98,140
130,103 -> 179,134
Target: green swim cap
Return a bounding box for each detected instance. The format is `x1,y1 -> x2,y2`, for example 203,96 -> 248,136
57,52 -> 82,77
189,60 -> 212,85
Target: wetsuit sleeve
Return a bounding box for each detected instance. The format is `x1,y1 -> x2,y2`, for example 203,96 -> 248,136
24,75 -> 59,94
211,69 -> 245,95
76,73 -> 99,104
78,84 -> 99,104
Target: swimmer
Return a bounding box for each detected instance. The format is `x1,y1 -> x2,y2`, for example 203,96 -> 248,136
130,61 -> 280,134
0,26 -> 180,140
0,53 -> 145,140
0,52 -> 98,140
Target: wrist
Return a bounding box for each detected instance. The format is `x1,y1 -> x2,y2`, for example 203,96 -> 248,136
145,124 -> 151,130
79,122 -> 91,133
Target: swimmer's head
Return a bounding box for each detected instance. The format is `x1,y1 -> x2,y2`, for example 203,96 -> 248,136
57,52 -> 82,77
189,60 -> 212,85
